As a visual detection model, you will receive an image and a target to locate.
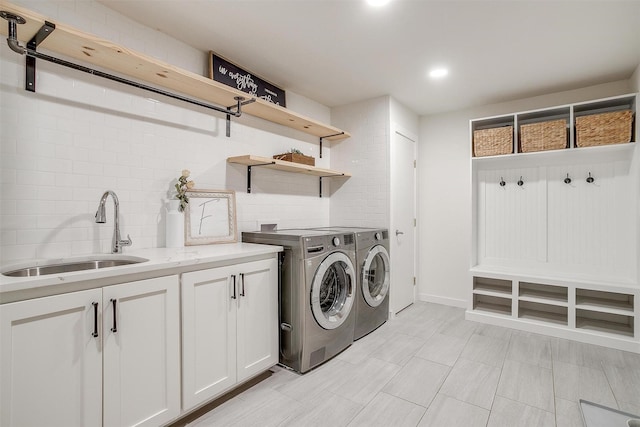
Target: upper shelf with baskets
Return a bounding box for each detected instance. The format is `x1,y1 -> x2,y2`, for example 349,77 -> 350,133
471,93 -> 637,159
0,1 -> 350,143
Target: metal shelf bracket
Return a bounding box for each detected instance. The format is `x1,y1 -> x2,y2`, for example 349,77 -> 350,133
319,173 -> 345,198
319,132 -> 345,158
246,162 -> 275,193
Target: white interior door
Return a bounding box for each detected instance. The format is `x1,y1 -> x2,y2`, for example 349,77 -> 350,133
390,125 -> 417,314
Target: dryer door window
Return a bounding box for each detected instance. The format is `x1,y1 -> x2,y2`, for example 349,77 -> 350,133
362,245 -> 390,308
311,252 -> 356,330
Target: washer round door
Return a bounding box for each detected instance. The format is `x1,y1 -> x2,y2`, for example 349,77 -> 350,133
362,245 -> 390,308
310,252 -> 356,330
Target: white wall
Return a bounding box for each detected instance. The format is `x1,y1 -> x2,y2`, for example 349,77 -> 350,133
0,0 -> 334,263
418,79 -> 634,306
330,96 -> 390,227
632,63 -> 640,92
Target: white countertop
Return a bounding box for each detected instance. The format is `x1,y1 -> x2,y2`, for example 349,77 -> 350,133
0,243 -> 282,298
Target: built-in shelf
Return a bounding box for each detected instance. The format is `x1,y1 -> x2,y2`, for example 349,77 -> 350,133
473,277 -> 512,297
0,1 -> 350,142
576,310 -> 634,337
227,155 -> 351,197
575,289 -> 634,314
470,271 -> 639,353
519,282 -> 568,307
471,93 -> 636,159
519,301 -> 568,326
469,92 -> 639,354
473,294 -> 511,316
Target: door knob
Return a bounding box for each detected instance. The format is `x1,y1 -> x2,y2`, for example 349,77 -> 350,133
395,229 -> 404,236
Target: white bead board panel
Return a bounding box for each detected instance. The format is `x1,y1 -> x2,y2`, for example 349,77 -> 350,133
478,167 -> 544,264
547,161 -> 636,281
476,159 -> 636,283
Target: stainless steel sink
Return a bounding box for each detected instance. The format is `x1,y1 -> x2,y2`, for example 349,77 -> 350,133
2,256 -> 149,277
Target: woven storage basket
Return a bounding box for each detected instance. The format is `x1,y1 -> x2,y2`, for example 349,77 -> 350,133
575,110 -> 633,147
473,126 -> 513,157
520,119 -> 567,153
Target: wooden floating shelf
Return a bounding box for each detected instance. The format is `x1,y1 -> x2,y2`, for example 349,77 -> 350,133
227,155 -> 351,178
0,1 -> 350,142
227,155 -> 350,197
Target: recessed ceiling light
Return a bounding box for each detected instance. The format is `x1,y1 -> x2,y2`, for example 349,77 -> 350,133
429,68 -> 448,79
367,0 -> 391,7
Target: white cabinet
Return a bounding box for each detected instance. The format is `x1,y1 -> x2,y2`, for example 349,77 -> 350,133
102,276 -> 181,427
0,288 -> 103,427
0,276 -> 180,427
181,257 -> 278,411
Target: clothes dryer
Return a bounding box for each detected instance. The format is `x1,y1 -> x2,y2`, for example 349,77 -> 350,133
242,229 -> 357,373
312,227 -> 390,340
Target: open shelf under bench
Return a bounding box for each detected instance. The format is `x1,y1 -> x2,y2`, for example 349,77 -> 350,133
0,1 -> 351,142
468,268 -> 639,353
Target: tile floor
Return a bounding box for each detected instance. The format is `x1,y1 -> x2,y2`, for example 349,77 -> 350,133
183,302 -> 640,427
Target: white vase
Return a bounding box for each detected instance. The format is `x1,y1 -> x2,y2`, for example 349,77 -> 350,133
165,200 -> 184,248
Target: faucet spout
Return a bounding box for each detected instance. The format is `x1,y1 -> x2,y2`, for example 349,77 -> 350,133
95,190 -> 132,253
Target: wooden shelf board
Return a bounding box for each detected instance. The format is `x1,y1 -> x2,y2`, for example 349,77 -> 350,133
576,296 -> 634,313
227,155 -> 351,178
0,1 -> 350,141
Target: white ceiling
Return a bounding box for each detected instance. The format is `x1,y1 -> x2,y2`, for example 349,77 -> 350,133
97,0 -> 640,116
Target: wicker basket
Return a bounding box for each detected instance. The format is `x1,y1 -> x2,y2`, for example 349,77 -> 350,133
575,110 -> 633,147
273,152 -> 315,166
473,126 -> 513,157
520,119 -> 567,153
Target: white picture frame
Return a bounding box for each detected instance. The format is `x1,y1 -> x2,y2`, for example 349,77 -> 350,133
184,190 -> 237,245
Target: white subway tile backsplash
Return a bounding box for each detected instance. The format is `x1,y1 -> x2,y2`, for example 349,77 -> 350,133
1,244 -> 38,263
0,0 -> 343,264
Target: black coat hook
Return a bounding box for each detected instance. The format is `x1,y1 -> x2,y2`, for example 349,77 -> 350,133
499,177 -> 506,187
586,172 -> 594,183
564,173 -> 571,184
517,176 -> 524,186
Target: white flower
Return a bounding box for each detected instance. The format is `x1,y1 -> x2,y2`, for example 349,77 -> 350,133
181,169 -> 191,178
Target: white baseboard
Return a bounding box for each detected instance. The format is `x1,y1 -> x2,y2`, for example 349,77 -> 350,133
417,293 -> 467,309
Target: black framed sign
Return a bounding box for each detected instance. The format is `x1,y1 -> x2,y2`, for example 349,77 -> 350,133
209,52 -> 286,107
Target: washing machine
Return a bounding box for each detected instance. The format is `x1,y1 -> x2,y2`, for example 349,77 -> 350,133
312,227 -> 390,340
242,229 -> 357,373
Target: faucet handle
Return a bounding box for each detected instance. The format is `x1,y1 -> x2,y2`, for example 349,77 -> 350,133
120,234 -> 132,247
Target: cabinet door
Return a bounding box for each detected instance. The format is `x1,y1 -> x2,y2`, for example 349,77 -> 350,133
181,265 -> 237,411
0,289 -> 102,427
236,257 -> 279,382
102,276 -> 180,427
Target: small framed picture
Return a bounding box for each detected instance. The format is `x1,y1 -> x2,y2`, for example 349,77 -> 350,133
184,190 -> 237,245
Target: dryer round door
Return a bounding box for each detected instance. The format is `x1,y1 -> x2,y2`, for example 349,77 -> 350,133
310,252 -> 356,330
362,245 -> 390,308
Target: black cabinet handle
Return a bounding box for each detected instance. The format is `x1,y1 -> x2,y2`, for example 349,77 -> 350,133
110,298 -> 118,333
231,275 -> 237,299
92,302 -> 99,338
240,273 -> 245,297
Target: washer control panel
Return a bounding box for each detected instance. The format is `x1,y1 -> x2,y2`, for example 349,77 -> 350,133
332,236 -> 341,246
